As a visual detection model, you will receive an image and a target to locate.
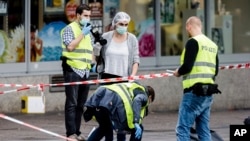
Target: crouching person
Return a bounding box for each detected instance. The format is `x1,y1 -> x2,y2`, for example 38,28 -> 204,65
83,82 -> 155,141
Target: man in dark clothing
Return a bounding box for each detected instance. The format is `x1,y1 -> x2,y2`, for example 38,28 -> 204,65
61,4 -> 93,141
83,82 -> 155,141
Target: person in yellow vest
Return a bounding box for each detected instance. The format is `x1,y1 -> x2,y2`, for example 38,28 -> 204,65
173,16 -> 221,141
83,82 -> 155,141
61,4 -> 93,141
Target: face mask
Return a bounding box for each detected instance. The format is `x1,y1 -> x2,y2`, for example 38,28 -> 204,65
80,17 -> 90,26
116,26 -> 127,35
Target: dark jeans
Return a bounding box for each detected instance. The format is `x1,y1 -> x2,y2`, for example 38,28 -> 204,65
87,107 -> 144,141
87,107 -> 113,141
100,73 -> 129,141
117,132 -> 126,141
117,125 -> 144,141
128,124 -> 144,141
64,71 -> 90,137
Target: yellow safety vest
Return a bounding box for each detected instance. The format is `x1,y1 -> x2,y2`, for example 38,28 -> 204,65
180,34 -> 218,89
61,21 -> 93,69
103,83 -> 148,129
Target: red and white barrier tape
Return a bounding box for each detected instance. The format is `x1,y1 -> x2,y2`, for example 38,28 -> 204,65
0,62 -> 249,139
0,84 -> 38,88
0,114 -> 75,141
0,86 -> 38,95
0,73 -> 173,95
0,62 -> 249,93
49,72 -> 174,87
0,73 -> 173,88
219,62 -> 250,70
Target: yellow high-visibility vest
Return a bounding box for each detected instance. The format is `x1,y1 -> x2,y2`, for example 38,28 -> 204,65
180,34 -> 218,89
61,21 -> 93,69
103,83 -> 148,129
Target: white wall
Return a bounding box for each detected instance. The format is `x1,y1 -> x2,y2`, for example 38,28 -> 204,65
0,68 -> 250,113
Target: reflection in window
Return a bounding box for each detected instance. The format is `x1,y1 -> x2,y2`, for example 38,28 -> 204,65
120,0 -> 156,57
0,0 -> 25,63
30,25 -> 43,62
160,0 -> 188,56
37,0 -> 72,62
211,28 -> 224,54
220,0 -> 250,53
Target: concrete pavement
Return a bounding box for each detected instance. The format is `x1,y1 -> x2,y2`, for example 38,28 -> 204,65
0,109 -> 250,141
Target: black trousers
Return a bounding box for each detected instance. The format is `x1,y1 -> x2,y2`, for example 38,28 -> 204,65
87,107 -> 114,141
64,71 -> 90,136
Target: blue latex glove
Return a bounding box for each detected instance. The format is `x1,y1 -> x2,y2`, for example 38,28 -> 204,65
134,123 -> 142,139
82,23 -> 92,35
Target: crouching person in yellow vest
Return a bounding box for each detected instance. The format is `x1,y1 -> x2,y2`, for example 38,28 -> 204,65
83,82 -> 155,141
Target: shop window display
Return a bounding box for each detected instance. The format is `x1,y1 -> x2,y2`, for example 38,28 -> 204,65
103,0 -> 119,32
1,0 -> 249,69
0,0 -> 68,63
89,0 -> 103,33
120,0 -> 156,57
40,0 -> 76,62
160,0 -> 188,56
0,0 -> 7,15
218,0 -> 250,53
211,27 -> 224,54
0,0 -> 25,63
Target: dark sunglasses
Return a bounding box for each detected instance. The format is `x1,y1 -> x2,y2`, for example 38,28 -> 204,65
118,23 -> 128,26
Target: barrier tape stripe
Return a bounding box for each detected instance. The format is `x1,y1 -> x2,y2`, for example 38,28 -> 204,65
0,84 -> 37,88
0,114 -> 75,141
0,73 -> 173,90
43,62 -> 250,87
0,73 -> 173,95
0,62 -> 249,139
219,63 -> 250,70
0,86 -> 35,95
0,85 -> 41,95
0,63 -> 249,90
48,72 -> 173,87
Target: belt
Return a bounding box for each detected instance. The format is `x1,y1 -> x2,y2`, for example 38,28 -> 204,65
183,83 -> 213,96
184,87 -> 192,93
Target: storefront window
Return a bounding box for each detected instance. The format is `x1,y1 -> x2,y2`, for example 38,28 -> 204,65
160,0 -> 205,56
34,0 -> 71,62
0,0 -> 25,63
1,0 -> 250,75
160,0 -> 189,56
160,0 -> 250,56
218,0 -> 250,53
120,0 -> 156,57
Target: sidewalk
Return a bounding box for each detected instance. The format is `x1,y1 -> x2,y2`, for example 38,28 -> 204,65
0,109 -> 249,141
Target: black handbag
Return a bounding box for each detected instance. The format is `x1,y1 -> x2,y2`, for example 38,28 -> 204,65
244,116 -> 250,125
95,55 -> 105,73
95,47 -> 105,74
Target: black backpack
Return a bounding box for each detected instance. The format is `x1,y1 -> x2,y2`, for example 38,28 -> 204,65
244,116 -> 250,125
